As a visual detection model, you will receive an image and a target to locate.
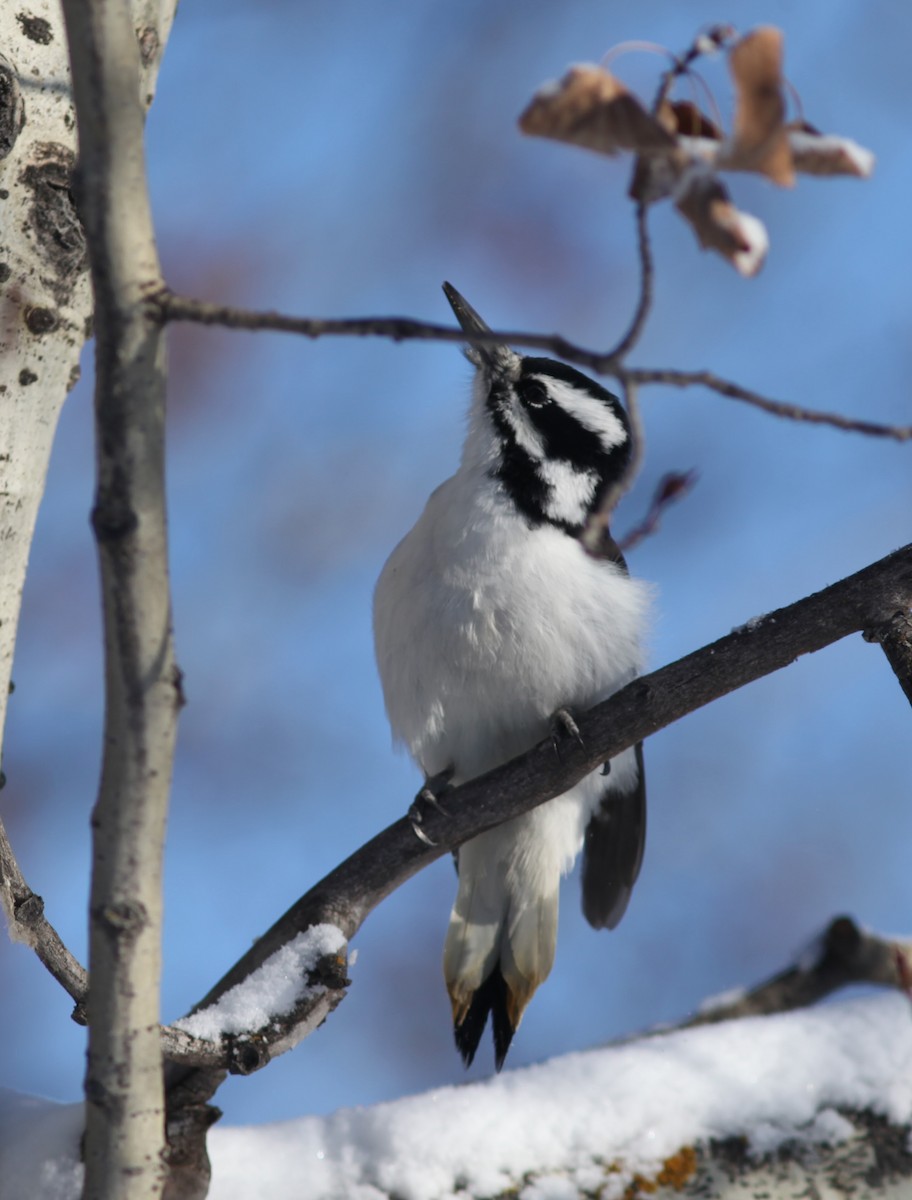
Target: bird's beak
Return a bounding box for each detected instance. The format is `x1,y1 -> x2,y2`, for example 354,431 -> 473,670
443,282 -> 520,378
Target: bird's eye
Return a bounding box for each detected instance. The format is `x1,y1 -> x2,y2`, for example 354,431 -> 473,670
519,378 -> 549,408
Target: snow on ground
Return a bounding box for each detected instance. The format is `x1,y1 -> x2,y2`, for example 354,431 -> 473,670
2,992 -> 911,1200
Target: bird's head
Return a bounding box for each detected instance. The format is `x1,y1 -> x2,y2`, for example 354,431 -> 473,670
443,282 -> 632,538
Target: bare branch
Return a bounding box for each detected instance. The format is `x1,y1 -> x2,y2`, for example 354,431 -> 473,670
164,543 -> 912,1122
152,291 -> 912,443
0,809 -> 227,1070
604,202 -> 654,362
617,469 -> 699,553
61,0 -> 180,1196
0,813 -> 88,1012
580,376 -> 645,556
684,915 -> 912,1028
650,25 -> 738,113
151,288 -> 594,362
626,366 -> 912,441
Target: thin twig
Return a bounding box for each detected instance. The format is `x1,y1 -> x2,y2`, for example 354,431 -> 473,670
581,376 -> 645,556
617,469 -> 699,553
151,289 -> 599,364
0,814 -> 235,1064
152,292 -> 912,443
0,813 -> 88,1009
604,202 -> 654,362
650,24 -> 738,113
627,367 -> 912,441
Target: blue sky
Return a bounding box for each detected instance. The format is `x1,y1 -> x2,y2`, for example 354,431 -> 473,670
1,0 -> 910,1127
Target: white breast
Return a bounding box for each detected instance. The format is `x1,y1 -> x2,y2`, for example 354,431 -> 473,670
373,467 -> 650,786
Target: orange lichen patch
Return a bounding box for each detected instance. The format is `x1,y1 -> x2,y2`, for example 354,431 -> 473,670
655,1147 -> 698,1188
623,1146 -> 699,1196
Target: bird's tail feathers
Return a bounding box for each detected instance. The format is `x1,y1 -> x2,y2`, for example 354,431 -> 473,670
444,863 -> 558,1070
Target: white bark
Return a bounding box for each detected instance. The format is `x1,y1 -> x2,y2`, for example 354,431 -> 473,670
0,0 -> 91,790
0,1 -> 177,1197
0,0 -> 174,923
58,0 -> 181,1193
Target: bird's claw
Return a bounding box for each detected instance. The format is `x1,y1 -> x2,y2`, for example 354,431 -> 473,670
550,707 -> 583,762
408,766 -> 455,845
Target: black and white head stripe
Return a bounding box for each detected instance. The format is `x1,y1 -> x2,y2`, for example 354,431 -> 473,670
485,357 -> 631,535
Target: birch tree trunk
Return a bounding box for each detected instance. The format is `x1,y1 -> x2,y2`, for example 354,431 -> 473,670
0,0 -> 92,778
0,0 -> 173,888
0,3 -> 177,1198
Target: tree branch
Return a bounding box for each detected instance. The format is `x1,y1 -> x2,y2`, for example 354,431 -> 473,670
164,543 -> 912,1127
684,915 -> 912,1028
617,469 -> 699,553
150,291 -> 912,442
603,201 -> 654,362
0,813 -> 89,1016
581,376 -> 645,555
61,1 -> 180,1196
625,366 -> 912,440
0,808 -> 232,1070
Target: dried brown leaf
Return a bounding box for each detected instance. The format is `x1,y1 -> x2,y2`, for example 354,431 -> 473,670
519,64 -> 676,158
658,100 -> 723,141
787,125 -> 875,178
675,168 -> 768,276
728,27 -> 793,185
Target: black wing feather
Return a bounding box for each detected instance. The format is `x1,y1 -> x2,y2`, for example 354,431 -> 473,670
580,742 -> 646,930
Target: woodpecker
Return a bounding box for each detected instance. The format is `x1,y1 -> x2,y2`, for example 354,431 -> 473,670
373,284 -> 649,1069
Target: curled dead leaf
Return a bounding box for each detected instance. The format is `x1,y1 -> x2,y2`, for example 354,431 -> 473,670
674,166 -> 768,276
519,64 -> 676,158
658,100 -> 723,141
728,26 -> 793,186
787,125 -> 875,178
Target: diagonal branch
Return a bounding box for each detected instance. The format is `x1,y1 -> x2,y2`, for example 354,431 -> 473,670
150,290 -> 912,442
0,813 -> 89,1016
683,915 -> 912,1029
164,542 -> 912,1126
625,366 -> 912,440
0,812 -> 228,1066
617,469 -> 699,553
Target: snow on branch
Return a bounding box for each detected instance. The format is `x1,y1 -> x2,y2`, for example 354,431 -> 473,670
205,991 -> 912,1200
162,542 -> 912,1159
10,985 -> 912,1200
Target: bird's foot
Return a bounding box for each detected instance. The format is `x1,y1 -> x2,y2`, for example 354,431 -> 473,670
550,707 -> 584,762
408,765 -> 455,846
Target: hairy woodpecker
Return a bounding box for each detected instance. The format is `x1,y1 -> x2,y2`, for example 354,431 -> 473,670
373,284 -> 649,1069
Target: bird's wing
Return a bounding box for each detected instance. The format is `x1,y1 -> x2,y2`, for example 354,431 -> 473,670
580,741 -> 646,930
